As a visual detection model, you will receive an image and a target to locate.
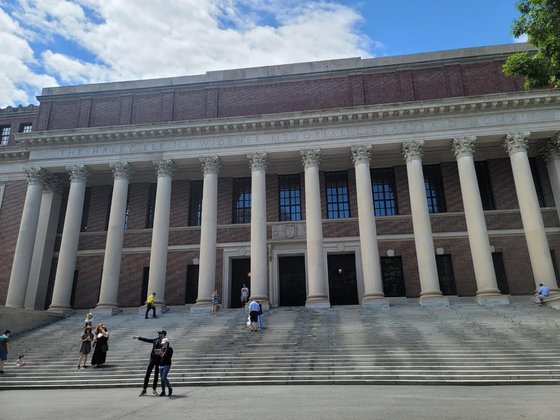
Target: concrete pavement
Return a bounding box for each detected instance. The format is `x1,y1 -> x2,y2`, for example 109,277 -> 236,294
1,385 -> 558,419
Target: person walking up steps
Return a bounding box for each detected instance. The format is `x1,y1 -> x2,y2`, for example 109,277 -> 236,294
134,330 -> 166,396
157,337 -> 174,396
145,292 -> 157,319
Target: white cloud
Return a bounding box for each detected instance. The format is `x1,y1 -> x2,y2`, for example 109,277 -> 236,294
0,6 -> 58,107
0,0 -> 379,107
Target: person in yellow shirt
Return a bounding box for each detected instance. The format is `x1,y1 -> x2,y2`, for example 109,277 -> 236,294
145,292 -> 157,319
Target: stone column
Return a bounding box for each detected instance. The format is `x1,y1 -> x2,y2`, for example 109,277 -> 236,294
300,149 -> 329,308
505,132 -> 558,291
402,141 -> 447,306
191,156 -> 220,314
147,159 -> 174,309
96,162 -> 132,315
49,165 -> 90,313
248,152 -> 269,308
25,174 -> 63,310
5,168 -> 46,308
543,133 -> 560,224
351,145 -> 388,308
452,137 -> 508,305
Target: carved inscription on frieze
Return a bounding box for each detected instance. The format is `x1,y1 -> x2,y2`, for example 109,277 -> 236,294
271,223 -> 306,240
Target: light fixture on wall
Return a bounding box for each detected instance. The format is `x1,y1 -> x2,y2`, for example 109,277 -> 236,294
337,268 -> 343,275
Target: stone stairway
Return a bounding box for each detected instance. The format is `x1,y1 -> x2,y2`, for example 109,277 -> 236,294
1,296 -> 560,389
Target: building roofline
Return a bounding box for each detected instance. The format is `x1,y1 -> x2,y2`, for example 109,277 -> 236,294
39,43 -> 534,98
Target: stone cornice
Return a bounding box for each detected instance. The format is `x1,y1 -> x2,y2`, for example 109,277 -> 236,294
0,104 -> 39,115
15,90 -> 560,149
0,146 -> 30,161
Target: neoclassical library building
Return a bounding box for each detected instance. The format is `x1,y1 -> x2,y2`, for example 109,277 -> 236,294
1,43 -> 559,313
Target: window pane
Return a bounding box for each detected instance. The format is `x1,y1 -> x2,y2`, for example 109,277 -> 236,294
189,180 -> 203,226
325,171 -> 350,219
423,165 -> 446,213
0,126 -> 11,145
278,174 -> 301,221
233,177 -> 251,224
436,254 -> 456,295
474,161 -> 495,210
371,167 -> 397,216
145,183 -> 157,228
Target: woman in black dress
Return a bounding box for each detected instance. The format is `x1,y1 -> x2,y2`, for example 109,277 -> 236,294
91,323 -> 109,368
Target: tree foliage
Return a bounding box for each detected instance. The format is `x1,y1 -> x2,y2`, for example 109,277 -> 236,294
502,0 -> 560,89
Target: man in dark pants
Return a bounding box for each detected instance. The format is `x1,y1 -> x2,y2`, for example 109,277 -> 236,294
133,330 -> 166,396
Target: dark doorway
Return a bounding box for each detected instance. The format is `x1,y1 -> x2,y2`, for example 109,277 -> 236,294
436,254 -> 457,295
185,265 -> 199,304
327,254 -> 358,305
492,252 -> 509,294
140,267 -> 149,306
381,256 -> 406,297
70,270 -> 79,308
279,256 -> 306,306
230,258 -> 251,308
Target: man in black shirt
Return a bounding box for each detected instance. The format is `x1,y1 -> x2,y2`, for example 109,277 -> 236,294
133,330 -> 166,396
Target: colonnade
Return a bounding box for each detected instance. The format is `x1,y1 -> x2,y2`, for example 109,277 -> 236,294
5,132 -> 560,312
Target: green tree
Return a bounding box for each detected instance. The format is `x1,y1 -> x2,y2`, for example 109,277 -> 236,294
502,0 -> 560,89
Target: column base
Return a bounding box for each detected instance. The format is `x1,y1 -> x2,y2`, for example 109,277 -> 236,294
543,295 -> 560,310
476,295 -> 510,306
94,306 -> 122,316
362,297 -> 390,309
305,296 -> 330,309
190,303 -> 212,314
47,305 -> 75,316
418,296 -> 449,307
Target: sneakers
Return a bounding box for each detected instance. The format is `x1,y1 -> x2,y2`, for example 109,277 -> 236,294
77,365 -> 80,370
159,391 -> 166,396
139,389 -> 147,396
168,388 -> 173,396
152,389 -> 158,396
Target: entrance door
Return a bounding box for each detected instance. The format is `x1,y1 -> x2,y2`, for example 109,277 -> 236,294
140,267 -> 149,306
279,256 -> 306,306
327,254 -> 358,305
185,265 -> 199,304
492,252 -> 509,294
230,258 -> 251,308
381,256 -> 406,297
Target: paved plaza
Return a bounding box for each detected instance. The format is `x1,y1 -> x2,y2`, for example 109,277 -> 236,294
1,385 -> 558,420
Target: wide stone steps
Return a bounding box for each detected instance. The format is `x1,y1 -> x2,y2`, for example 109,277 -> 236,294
1,297 -> 560,388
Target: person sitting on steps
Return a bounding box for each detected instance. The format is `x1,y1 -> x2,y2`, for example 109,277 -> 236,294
535,283 -> 550,305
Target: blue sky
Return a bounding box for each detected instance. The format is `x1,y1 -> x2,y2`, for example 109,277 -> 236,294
0,0 -> 524,107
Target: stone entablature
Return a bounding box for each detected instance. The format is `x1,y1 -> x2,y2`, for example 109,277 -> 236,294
0,104 -> 39,115
13,90 -> 560,164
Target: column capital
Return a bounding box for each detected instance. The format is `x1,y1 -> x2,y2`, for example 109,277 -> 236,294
153,159 -> 174,177
542,133 -> 560,163
504,131 -> 531,156
23,167 -> 47,186
350,144 -> 372,166
109,161 -> 133,180
43,174 -> 66,194
452,136 -> 476,159
402,140 -> 424,163
300,148 -> 321,169
65,164 -> 90,183
199,156 -> 221,175
247,152 -> 268,172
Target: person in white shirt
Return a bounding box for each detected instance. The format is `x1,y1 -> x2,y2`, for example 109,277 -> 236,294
248,300 -> 260,332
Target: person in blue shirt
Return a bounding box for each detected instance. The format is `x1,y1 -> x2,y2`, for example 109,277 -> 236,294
536,283 -> 550,305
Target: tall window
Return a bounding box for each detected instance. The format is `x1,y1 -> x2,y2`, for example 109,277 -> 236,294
529,157 -> 545,207
233,177 -> 251,224
189,180 -> 203,226
145,183 -> 157,228
371,168 -> 397,216
325,171 -> 350,219
0,126 -> 10,145
436,254 -> 457,295
278,174 -> 301,221
80,187 -> 92,232
19,123 -> 32,133
423,165 -> 446,213
474,161 -> 495,210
